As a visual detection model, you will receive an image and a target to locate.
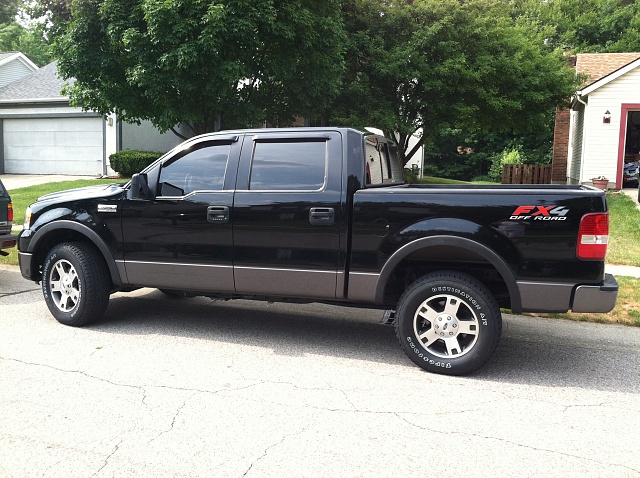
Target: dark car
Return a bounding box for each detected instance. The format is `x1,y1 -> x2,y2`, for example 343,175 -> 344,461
623,161 -> 639,187
0,179 -> 17,256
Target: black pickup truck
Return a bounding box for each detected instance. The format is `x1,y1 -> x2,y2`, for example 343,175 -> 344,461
0,179 -> 17,256
18,128 -> 618,375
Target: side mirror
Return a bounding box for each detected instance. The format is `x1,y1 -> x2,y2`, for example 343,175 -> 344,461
130,173 -> 152,200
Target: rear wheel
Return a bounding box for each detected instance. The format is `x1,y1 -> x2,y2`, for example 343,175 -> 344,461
42,242 -> 110,326
395,271 -> 502,375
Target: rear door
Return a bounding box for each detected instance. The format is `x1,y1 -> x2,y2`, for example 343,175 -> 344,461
232,131 -> 344,299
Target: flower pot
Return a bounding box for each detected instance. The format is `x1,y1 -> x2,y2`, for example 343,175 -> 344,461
592,179 -> 609,190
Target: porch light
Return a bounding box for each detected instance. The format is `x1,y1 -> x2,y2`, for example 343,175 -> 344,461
603,110 -> 611,124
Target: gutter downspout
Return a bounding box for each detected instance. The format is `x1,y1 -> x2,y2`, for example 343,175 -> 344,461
574,94 -> 589,186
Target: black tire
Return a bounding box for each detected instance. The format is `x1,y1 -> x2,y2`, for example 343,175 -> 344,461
41,242 -> 111,326
395,271 -> 502,376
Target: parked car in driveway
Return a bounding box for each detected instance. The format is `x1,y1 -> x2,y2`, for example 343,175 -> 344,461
623,161 -> 639,187
0,179 -> 17,256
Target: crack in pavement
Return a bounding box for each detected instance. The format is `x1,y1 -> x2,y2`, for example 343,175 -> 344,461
241,425 -> 308,477
1,356 -> 258,397
0,288 -> 39,299
394,412 -> 640,475
147,392 -> 197,444
91,439 -> 123,477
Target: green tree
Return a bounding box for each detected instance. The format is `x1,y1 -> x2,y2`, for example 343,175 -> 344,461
54,0 -> 346,136
515,0 -> 640,53
24,0 -> 73,43
330,0 -> 578,166
1,29 -> 51,66
0,20 -> 52,67
0,0 -> 21,25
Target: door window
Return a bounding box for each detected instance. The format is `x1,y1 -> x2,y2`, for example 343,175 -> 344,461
158,142 -> 231,197
249,140 -> 327,191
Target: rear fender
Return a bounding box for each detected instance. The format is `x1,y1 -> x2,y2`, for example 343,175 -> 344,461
375,234 -> 521,312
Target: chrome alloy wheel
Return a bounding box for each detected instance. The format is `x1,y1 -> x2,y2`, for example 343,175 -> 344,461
49,259 -> 81,312
413,293 -> 479,358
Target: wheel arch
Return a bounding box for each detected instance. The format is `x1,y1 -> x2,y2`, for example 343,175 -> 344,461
375,235 -> 521,312
26,220 -> 123,286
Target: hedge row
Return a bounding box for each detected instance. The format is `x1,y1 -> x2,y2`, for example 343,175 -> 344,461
109,150 -> 163,177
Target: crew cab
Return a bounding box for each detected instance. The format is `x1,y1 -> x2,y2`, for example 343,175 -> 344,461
18,128 -> 618,375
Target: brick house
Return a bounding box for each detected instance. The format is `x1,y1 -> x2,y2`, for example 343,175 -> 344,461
552,53 -> 640,189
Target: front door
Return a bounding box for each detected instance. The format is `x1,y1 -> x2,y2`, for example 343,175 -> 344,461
121,136 -> 241,292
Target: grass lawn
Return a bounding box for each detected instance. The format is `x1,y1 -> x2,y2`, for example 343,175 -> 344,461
1,179 -> 119,267
2,178 -> 638,326
605,192 -> 640,267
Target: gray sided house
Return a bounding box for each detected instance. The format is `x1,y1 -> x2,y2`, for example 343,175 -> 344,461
0,54 -> 188,176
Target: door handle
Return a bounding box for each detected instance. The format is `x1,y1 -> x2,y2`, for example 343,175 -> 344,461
207,206 -> 230,224
309,207 -> 335,225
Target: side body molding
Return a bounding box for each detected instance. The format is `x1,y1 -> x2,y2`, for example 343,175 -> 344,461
27,220 -> 124,286
374,235 -> 521,312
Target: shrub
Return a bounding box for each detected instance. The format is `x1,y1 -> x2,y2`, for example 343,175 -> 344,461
403,168 -> 420,184
109,150 -> 163,177
488,148 -> 523,182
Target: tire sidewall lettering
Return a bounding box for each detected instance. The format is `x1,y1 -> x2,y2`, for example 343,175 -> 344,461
405,336 -> 452,368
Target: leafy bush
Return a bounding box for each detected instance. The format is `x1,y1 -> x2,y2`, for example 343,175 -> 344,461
488,148 -> 523,182
403,168 -> 420,184
109,150 -> 163,177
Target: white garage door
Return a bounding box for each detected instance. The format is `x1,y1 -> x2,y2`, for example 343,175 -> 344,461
3,117 -> 104,175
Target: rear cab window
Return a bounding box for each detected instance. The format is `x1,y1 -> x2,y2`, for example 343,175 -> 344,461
364,135 -> 404,186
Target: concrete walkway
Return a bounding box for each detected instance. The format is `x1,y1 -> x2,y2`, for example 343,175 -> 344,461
619,187 -> 640,210
0,174 -> 100,190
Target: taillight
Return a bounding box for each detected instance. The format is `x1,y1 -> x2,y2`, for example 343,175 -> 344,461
7,203 -> 13,223
577,212 -> 609,260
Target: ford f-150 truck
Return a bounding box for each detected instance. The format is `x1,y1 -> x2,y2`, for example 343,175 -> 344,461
18,128 -> 618,375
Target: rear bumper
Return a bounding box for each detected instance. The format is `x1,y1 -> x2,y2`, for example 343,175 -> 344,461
572,273 -> 618,313
0,232 -> 17,254
517,273 -> 619,314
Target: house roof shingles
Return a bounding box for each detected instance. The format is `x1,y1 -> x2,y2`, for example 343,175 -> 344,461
0,62 -> 70,102
576,52 -> 640,86
0,51 -> 21,62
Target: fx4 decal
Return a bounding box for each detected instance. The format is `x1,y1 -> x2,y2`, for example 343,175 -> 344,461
510,205 -> 569,221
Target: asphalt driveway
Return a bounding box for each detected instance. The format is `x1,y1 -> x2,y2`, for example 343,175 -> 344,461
1,266 -> 639,477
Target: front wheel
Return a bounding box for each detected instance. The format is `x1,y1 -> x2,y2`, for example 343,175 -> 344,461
42,242 -> 111,326
395,271 -> 502,376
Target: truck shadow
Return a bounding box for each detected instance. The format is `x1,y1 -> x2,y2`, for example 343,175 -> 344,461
96,290 -> 406,367
92,290 -> 638,393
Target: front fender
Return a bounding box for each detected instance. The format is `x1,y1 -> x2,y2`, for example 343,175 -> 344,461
21,220 -> 124,286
